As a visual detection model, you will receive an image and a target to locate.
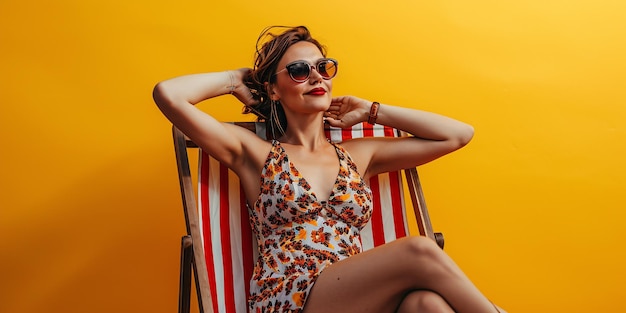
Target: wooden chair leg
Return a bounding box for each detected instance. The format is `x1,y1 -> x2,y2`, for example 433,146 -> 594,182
179,235 -> 193,313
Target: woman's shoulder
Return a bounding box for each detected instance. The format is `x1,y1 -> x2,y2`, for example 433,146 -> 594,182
336,137 -> 374,155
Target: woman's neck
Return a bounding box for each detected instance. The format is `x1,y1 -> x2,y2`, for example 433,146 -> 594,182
277,114 -> 329,151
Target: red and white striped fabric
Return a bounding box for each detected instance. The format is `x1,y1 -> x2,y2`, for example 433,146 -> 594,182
198,122 -> 408,313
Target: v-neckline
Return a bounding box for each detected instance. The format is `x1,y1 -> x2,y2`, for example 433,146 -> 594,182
275,141 -> 342,204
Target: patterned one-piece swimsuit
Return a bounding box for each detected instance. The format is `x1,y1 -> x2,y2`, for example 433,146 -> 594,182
248,140 -> 373,313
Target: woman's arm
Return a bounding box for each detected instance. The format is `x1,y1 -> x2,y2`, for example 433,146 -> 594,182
152,69 -> 260,169
325,96 -> 474,179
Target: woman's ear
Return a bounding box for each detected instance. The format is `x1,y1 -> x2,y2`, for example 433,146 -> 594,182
265,82 -> 280,101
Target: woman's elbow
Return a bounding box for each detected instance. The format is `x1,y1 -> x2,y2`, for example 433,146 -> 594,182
152,81 -> 176,110
454,124 -> 474,149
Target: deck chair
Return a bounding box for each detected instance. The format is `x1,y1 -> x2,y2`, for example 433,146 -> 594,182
173,122 -> 444,313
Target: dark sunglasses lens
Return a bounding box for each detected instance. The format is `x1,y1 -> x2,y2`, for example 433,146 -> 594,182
318,60 -> 337,79
287,62 -> 310,82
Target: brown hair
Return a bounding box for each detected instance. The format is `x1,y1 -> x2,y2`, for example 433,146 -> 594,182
243,26 -> 327,138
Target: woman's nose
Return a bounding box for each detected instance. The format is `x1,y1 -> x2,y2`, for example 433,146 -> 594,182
308,65 -> 323,82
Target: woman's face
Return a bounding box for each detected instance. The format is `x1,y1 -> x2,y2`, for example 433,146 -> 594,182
269,41 -> 333,116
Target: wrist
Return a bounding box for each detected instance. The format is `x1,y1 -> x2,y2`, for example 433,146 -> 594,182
224,70 -> 236,95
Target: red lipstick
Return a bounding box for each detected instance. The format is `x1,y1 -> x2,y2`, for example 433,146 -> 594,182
306,88 -> 326,95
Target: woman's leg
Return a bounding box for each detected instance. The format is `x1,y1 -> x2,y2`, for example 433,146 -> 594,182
396,291 -> 454,313
302,236 -> 500,313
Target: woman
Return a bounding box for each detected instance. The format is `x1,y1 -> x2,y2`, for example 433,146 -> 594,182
154,26 -> 504,313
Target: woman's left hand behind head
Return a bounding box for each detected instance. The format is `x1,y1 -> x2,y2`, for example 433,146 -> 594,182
324,95 -> 370,128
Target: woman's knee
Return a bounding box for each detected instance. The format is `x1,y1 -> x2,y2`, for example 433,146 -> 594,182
401,236 -> 444,261
397,290 -> 453,313
395,236 -> 454,284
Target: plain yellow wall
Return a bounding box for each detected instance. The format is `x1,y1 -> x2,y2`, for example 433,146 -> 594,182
1,0 -> 625,312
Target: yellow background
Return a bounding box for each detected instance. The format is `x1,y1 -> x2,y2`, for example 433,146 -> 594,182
1,0 -> 625,312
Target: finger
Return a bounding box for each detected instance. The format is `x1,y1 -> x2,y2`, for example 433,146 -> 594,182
324,117 -> 342,127
331,96 -> 345,104
236,93 -> 259,107
328,101 -> 343,109
326,106 -> 340,113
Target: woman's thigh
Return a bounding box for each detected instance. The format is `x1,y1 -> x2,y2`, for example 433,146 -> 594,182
302,236 -> 450,313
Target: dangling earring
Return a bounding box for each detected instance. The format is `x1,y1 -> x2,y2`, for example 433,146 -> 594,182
270,100 -> 285,139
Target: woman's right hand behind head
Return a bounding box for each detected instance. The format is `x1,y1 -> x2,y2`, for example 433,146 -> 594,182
231,68 -> 260,107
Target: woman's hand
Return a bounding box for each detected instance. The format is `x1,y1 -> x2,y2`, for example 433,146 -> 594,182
324,95 -> 370,128
229,68 -> 260,107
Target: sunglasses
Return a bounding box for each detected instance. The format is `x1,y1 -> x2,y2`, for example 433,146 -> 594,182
274,58 -> 338,83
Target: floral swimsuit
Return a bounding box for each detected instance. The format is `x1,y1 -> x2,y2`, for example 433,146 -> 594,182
248,140 -> 373,312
